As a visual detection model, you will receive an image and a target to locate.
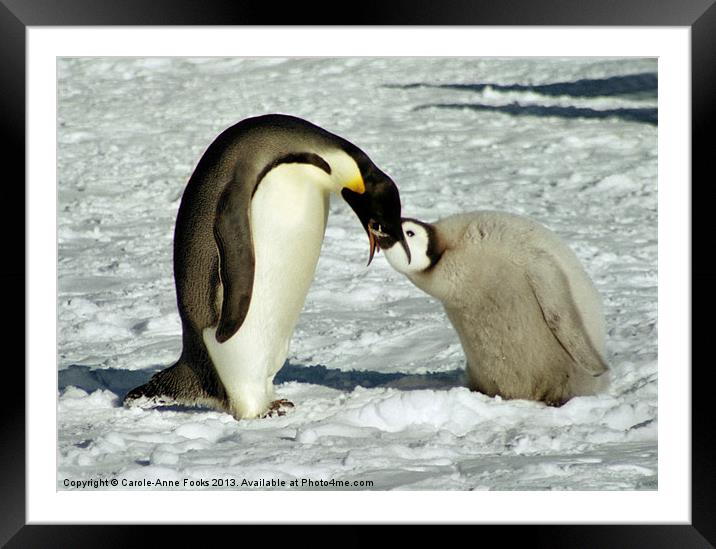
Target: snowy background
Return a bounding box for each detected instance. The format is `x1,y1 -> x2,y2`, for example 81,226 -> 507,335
58,57 -> 657,490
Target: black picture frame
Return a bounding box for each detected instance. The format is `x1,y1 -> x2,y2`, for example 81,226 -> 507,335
4,1 -> 711,546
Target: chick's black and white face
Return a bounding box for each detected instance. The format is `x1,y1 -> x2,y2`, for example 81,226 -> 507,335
383,220 -> 432,274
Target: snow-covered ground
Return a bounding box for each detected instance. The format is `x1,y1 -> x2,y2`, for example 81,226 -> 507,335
57,57 -> 657,490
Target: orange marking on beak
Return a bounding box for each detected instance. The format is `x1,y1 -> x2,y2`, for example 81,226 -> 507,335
367,230 -> 380,266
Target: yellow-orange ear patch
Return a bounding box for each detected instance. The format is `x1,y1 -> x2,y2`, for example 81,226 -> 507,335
345,176 -> 366,195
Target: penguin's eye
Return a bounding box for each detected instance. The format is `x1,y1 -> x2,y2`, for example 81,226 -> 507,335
406,230 -> 415,238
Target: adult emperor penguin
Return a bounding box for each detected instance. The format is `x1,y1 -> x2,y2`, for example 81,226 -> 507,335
373,211 -> 609,406
123,114 -> 409,419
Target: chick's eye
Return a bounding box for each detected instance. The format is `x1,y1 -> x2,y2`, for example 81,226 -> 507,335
406,230 -> 415,238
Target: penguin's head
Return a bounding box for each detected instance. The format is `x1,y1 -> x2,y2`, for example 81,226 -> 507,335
380,218 -> 442,275
339,161 -> 410,266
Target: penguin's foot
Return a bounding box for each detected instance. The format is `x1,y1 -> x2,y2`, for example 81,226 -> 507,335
262,399 -> 295,418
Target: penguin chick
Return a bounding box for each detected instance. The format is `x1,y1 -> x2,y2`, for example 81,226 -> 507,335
375,211 -> 609,406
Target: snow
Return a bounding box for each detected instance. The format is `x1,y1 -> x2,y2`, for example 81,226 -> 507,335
57,57 -> 657,490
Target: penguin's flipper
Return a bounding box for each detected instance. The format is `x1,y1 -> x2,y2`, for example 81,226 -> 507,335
526,258 -> 608,376
213,181 -> 255,343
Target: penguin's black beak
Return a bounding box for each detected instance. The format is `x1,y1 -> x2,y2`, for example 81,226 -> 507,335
341,175 -> 407,266
367,220 -> 411,265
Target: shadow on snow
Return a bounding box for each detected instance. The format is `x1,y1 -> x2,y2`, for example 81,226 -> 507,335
414,102 -> 657,126
58,362 -> 467,406
386,72 -> 657,99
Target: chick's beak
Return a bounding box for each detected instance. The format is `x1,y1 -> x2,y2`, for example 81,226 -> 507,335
341,173 -> 405,266
367,220 -> 411,266
400,235 -> 412,264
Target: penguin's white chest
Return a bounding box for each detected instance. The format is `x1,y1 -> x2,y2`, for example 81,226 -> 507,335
249,165 -> 330,323
203,164 -> 330,418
